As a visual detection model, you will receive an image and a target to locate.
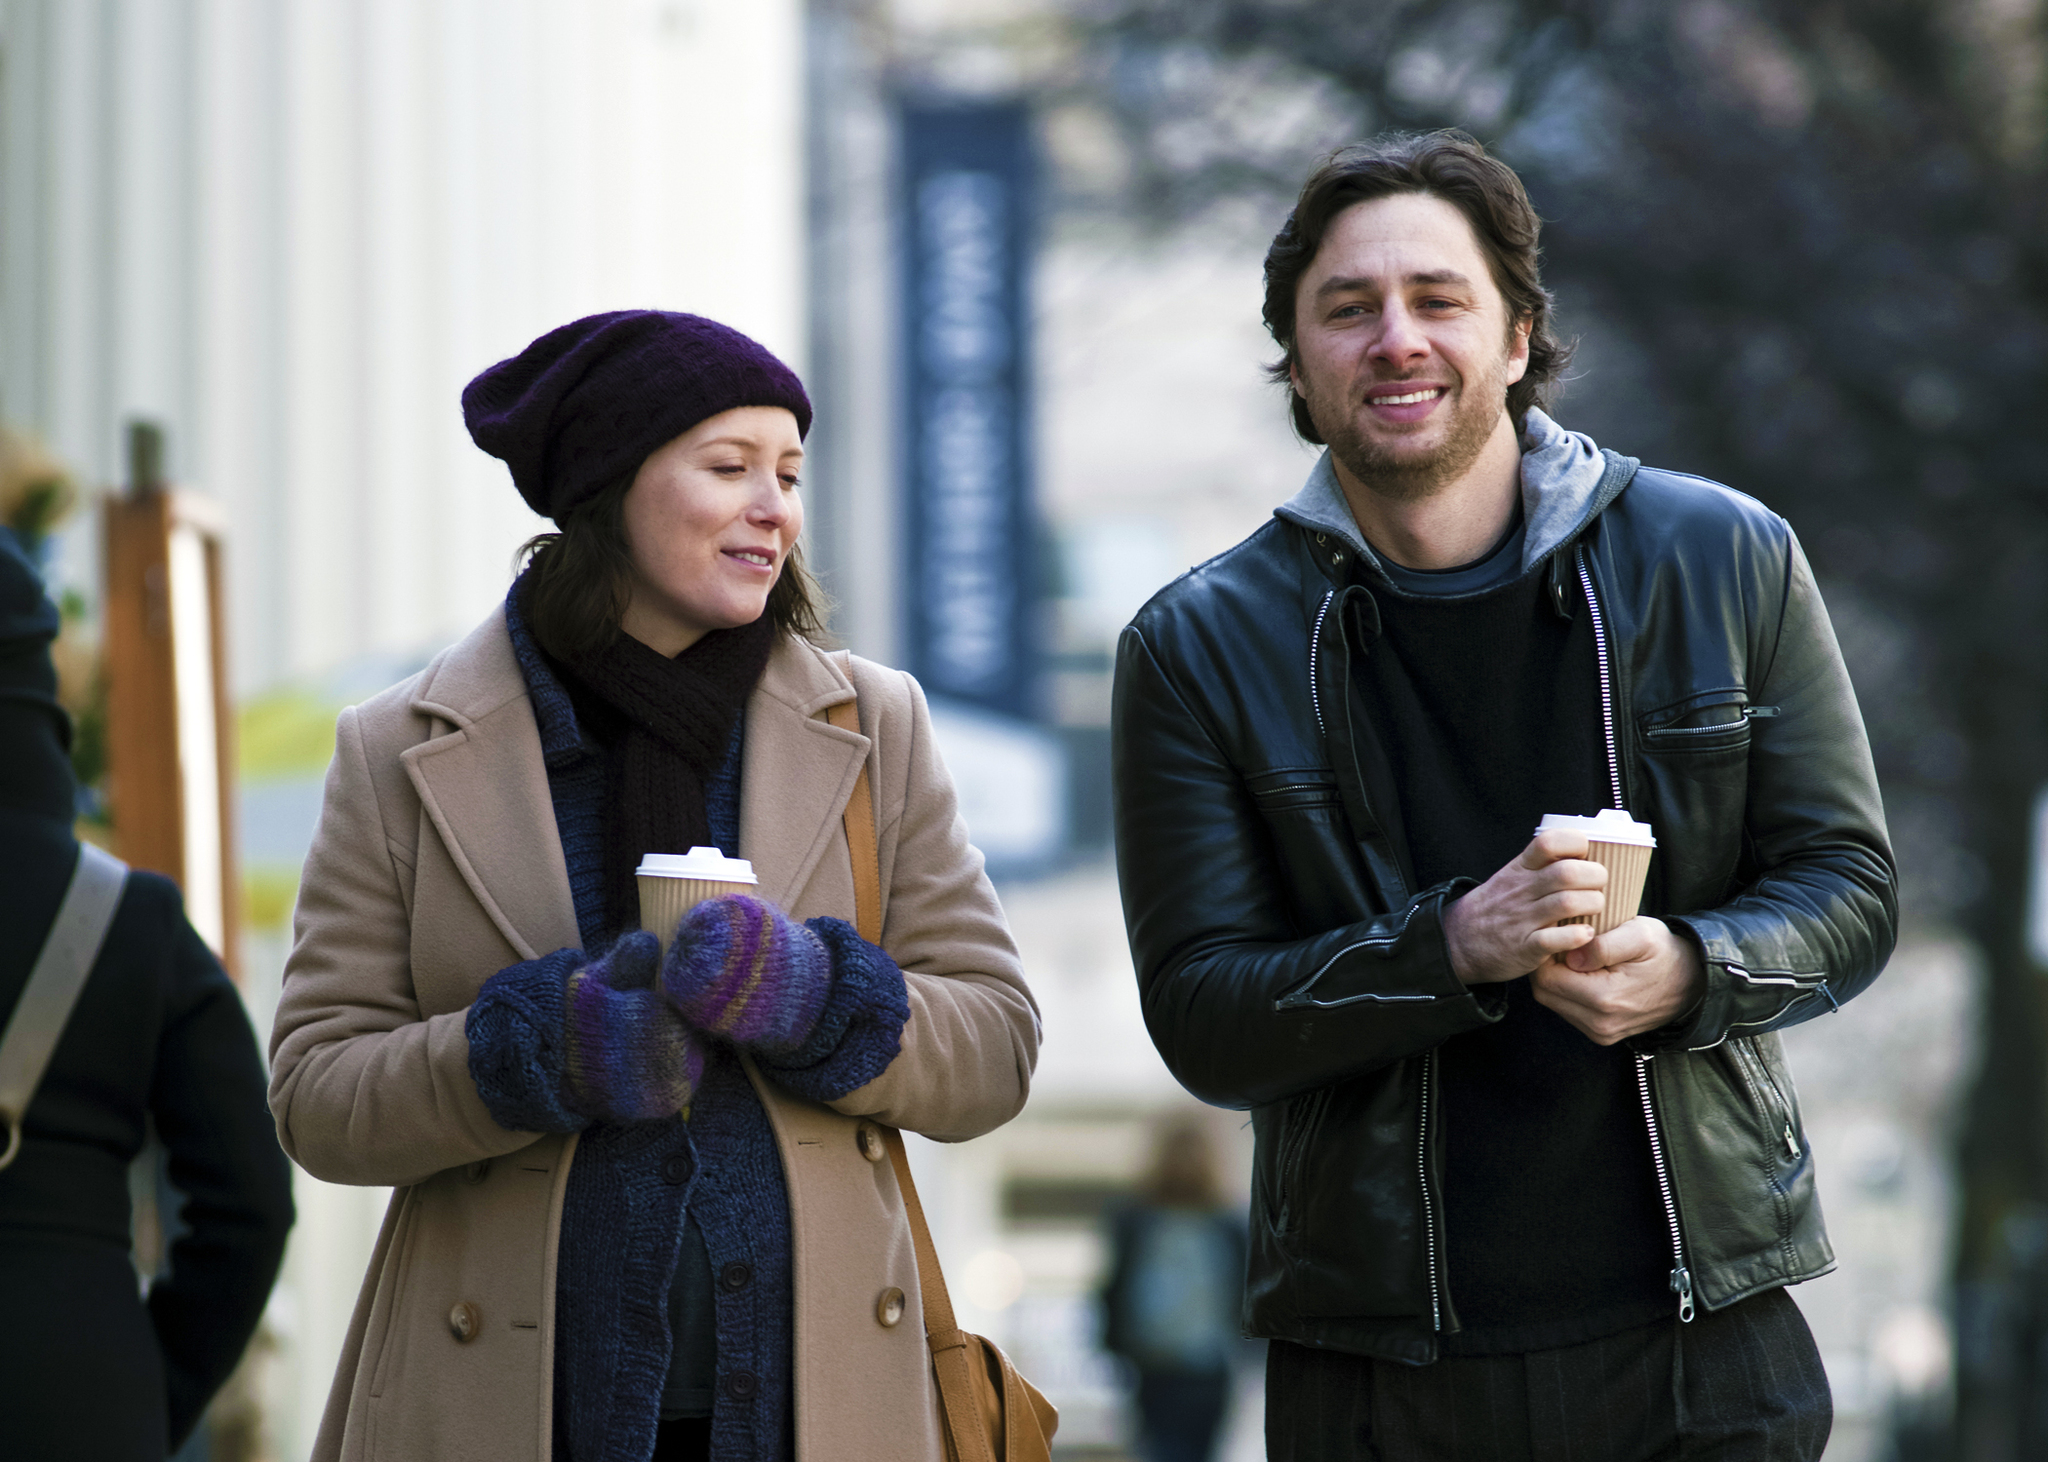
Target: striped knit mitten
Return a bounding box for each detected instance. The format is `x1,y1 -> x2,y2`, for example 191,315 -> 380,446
659,894 -> 833,1058
562,929 -> 706,1123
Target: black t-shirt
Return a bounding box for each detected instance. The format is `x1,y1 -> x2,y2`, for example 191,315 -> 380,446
1356,523 -> 1673,1354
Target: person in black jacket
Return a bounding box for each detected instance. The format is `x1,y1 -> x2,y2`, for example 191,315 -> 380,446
0,526 -> 294,1460
1111,132 -> 1895,1461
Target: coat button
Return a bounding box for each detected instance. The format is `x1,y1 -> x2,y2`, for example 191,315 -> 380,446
722,1371 -> 759,1401
856,1122 -> 886,1163
463,1160 -> 490,1184
876,1287 -> 906,1328
661,1153 -> 691,1185
719,1262 -> 753,1292
449,1302 -> 481,1342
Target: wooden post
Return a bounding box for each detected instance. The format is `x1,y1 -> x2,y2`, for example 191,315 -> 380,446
103,478 -> 180,874
101,421 -> 241,978
207,530 -> 242,975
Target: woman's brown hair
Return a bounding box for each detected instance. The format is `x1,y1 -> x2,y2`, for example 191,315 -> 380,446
1262,129 -> 1573,441
516,472 -> 832,666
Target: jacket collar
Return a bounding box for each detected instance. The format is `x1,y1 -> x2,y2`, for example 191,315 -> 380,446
736,639 -> 867,914
1274,408 -> 1637,584
398,607 -> 865,958
400,607 -> 578,961
501,583 -> 590,771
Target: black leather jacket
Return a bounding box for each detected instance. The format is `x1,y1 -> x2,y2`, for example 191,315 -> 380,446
1111,458 -> 1896,1364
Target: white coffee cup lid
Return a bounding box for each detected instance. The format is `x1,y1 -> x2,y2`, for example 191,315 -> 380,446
635,847 -> 758,883
1536,809 -> 1656,847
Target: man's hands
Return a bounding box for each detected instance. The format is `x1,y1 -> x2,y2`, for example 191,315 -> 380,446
1443,830 -> 1606,983
1443,831 -> 1704,1046
1534,917 -> 1704,1046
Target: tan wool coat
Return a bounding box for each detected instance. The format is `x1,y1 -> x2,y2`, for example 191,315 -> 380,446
268,608 -> 1040,1462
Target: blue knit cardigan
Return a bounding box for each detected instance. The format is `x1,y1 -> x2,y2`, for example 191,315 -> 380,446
465,593 -> 911,1462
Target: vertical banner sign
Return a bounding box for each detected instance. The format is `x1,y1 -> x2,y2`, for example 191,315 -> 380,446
2030,786 -> 2048,970
901,102 -> 1036,720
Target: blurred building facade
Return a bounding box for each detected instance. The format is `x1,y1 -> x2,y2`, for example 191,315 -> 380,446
1,0 -> 806,694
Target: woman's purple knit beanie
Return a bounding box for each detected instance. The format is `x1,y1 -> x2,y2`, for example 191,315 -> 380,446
462,310 -> 813,524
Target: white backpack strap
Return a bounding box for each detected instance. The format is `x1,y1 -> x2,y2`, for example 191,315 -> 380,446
0,842 -> 128,1170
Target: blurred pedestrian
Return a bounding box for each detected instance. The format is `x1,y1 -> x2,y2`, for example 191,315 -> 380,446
0,526 -> 294,1460
268,311 -> 1039,1462
1113,131 -> 1895,1461
1100,1116 -> 1246,1462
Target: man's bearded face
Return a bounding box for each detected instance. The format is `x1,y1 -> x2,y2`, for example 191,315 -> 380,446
1288,193 -> 1531,503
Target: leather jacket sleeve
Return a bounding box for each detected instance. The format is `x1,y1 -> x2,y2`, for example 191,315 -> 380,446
1641,528 -> 1897,1051
1113,626 -> 1499,1110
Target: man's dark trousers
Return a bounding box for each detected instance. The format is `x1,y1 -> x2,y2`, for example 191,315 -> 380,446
1266,1288 -> 1831,1462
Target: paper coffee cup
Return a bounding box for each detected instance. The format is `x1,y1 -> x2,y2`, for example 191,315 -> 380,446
1537,810 -> 1656,935
636,847 -> 757,954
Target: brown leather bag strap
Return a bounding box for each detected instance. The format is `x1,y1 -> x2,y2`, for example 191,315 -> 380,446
887,1128 -> 1000,1462
833,684 -> 1006,1462
824,697 -> 882,945
831,688 -> 958,1335
882,1126 -> 959,1336
830,689 -> 949,1330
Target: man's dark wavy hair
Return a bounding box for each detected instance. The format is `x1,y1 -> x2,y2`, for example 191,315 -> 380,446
1262,130 -> 1572,443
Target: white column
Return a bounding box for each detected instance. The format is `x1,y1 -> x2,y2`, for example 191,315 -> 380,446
5,0 -> 808,694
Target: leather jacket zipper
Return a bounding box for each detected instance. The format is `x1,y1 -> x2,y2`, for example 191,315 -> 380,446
1310,589 -> 1335,737
1278,1087 -> 1329,1222
1310,576 -> 1442,1333
1582,546 -> 1693,1323
1715,965 -> 1838,1038
1737,1039 -> 1803,1160
1420,1046 -> 1443,1332
1636,1055 -> 1695,1322
1574,546 -> 1624,809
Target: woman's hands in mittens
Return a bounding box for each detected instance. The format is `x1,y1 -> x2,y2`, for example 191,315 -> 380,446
563,930 -> 706,1123
468,948 -> 589,1135
660,894 -> 833,1057
751,917 -> 911,1103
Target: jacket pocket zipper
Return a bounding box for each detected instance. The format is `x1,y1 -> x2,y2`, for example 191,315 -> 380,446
1638,690 -> 1767,749
1737,1039 -> 1803,1160
1635,1054 -> 1694,1323
1420,1047 -> 1443,1332
1640,719 -> 1751,750
1278,1088 -> 1328,1230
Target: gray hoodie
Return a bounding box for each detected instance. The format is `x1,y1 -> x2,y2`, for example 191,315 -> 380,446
1273,407 -> 1636,589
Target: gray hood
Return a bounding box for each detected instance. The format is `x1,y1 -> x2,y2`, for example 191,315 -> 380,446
1274,407 -> 1636,583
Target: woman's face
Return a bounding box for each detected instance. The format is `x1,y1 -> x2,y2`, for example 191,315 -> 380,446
617,405 -> 805,657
